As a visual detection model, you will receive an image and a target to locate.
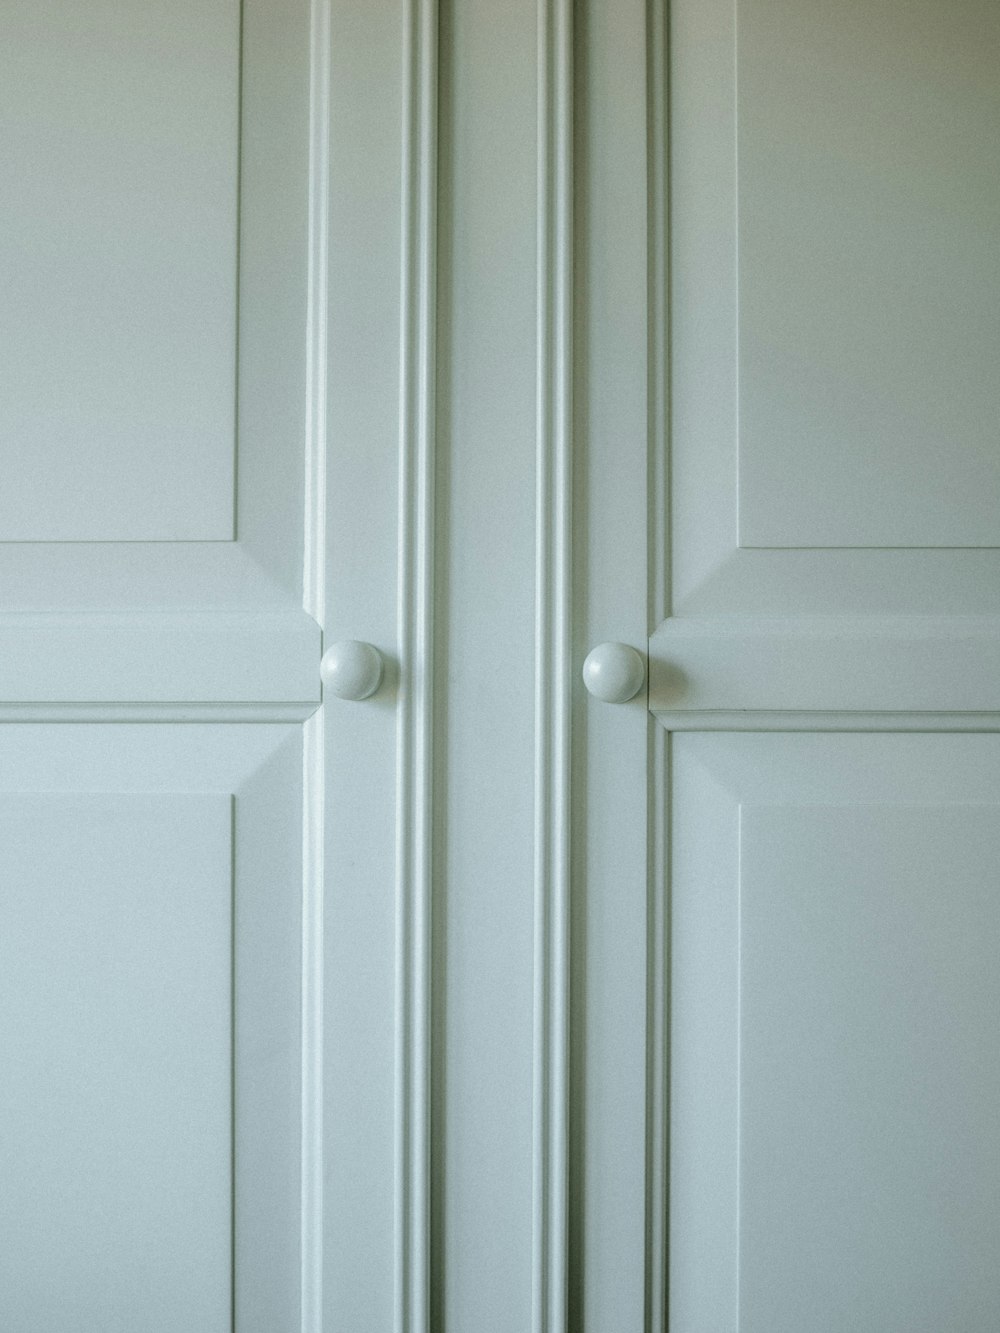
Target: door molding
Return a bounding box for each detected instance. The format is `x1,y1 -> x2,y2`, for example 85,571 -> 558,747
395,1 -> 439,1330
300,0 -> 332,1321
532,1 -> 574,1330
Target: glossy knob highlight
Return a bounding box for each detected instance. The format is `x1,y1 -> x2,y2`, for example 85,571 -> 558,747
321,640 -> 383,701
582,642 -> 645,704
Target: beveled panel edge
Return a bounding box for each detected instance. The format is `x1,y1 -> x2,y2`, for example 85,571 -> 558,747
0,703 -> 318,723
653,710 -> 1000,734
0,611 -> 320,706
674,547 -> 1000,619
649,615 -> 1000,725
667,738 -> 741,1330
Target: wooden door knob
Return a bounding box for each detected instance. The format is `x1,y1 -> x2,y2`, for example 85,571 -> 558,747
582,642 -> 646,703
321,640 -> 384,700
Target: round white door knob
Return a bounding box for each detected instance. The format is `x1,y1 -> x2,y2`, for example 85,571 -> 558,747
321,640 -> 384,701
582,642 -> 645,703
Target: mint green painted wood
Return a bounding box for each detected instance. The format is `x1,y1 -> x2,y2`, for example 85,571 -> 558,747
0,613 -> 319,708
0,727 -> 304,1329
0,0 -> 239,542
672,735 -> 1000,1331
649,616 -> 1000,725
0,0 -> 318,1323
319,2 -> 406,1328
670,0 -> 1000,619
437,3 -> 539,1326
0,0 -> 311,611
574,1 -> 652,1325
662,2 -> 1000,1330
0,794 -> 233,1329
12,0 -> 999,1327
736,0 -> 1000,549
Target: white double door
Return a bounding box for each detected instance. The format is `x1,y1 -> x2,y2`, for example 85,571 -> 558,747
3,0 -> 999,1330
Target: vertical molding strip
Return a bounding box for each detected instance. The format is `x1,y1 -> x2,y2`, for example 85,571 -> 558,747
395,2 -> 438,1331
645,0 -> 670,1328
533,1 -> 573,1330
645,723 -> 670,1333
301,0 -> 331,1328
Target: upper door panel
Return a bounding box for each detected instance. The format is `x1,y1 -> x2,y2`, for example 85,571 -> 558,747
737,0 -> 1000,551
2,0 -> 239,543
668,0 -> 1000,617
0,0 -> 310,609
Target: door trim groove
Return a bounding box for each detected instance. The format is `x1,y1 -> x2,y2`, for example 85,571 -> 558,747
395,2 -> 439,1331
300,0 -> 331,1325
533,1 -> 573,1329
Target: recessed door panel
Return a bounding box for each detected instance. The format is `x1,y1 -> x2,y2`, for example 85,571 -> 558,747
0,0 -> 239,543
0,726 -> 304,1330
736,0 -> 1000,549
0,793 -> 234,1330
671,734 -> 1000,1332
669,0 -> 1000,616
0,0 -> 310,609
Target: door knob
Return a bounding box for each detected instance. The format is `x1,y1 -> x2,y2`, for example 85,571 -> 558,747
321,640 -> 384,700
582,642 -> 646,703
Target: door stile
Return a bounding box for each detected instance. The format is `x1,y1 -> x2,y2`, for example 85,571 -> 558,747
322,0 -> 412,1326
575,0 -> 657,1326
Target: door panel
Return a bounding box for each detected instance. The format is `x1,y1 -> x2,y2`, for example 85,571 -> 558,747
2,0 -> 239,543
0,726 -> 303,1330
1,793 -> 234,1330
671,734 -> 1000,1332
665,0 -> 1000,623
0,0 -> 311,611
736,0 -> 1000,550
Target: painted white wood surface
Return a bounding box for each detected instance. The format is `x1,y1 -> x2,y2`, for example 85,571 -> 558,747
670,0 -> 1000,620
0,0 -> 239,542
0,794 -> 233,1329
436,4 -> 539,1327
672,736 -> 1000,1331
659,1 -> 1000,1329
0,727 -> 304,1330
0,1 -> 322,1326
736,0 -> 1000,550
574,0 -> 653,1326
650,616 -> 1000,726
9,0 -> 995,1328
0,613 -> 318,708
319,2 -> 404,1329
0,0 -> 311,613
